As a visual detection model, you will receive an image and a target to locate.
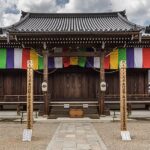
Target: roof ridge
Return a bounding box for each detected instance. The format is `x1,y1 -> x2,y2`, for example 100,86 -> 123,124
117,12 -> 144,30
2,10 -> 143,34
21,10 -> 126,18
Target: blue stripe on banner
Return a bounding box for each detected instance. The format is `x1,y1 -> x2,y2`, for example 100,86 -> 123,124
7,48 -> 14,68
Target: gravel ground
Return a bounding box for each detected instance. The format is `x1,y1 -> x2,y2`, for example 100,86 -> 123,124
0,120 -> 150,150
93,121 -> 150,150
0,121 -> 59,150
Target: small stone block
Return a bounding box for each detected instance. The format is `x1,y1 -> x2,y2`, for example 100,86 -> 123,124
22,129 -> 32,142
121,131 -> 131,141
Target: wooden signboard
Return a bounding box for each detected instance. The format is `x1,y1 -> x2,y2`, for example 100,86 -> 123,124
23,60 -> 33,142
120,60 -> 127,131
119,60 -> 131,140
27,60 -> 33,129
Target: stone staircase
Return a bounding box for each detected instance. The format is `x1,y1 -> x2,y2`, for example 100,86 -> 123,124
48,106 -> 99,119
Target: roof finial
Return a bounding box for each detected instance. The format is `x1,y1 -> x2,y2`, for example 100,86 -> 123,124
21,10 -> 28,18
121,10 -> 127,18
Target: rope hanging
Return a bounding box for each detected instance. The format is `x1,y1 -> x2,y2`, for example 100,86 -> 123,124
33,69 -> 58,75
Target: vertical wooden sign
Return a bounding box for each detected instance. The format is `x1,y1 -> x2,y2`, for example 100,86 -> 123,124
120,60 -> 131,140
120,60 -> 127,131
27,60 -> 33,129
22,60 -> 33,142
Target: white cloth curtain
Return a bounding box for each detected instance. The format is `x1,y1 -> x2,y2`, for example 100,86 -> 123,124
54,48 -> 63,68
134,48 -> 143,68
94,57 -> 100,68
14,48 -> 22,68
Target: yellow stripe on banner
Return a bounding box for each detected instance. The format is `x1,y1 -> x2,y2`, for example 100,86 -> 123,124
70,57 -> 78,65
110,49 -> 118,69
30,50 -> 38,70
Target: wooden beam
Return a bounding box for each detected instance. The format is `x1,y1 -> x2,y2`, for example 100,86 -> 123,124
43,50 -> 49,116
99,49 -> 105,115
120,60 -> 127,131
48,51 -> 101,57
27,60 -> 33,129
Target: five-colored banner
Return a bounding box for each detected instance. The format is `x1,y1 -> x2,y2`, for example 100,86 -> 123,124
0,47 -> 150,70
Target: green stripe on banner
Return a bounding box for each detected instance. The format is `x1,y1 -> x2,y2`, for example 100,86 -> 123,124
78,57 -> 86,67
118,48 -> 126,65
78,48 -> 86,67
0,48 -> 6,68
38,56 -> 43,69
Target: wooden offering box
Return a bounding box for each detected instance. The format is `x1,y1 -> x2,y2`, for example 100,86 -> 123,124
69,108 -> 84,118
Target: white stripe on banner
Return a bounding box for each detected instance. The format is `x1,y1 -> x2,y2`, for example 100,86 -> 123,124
14,48 -> 22,68
94,57 -> 100,68
54,48 -> 63,68
54,57 -> 63,68
134,48 -> 143,68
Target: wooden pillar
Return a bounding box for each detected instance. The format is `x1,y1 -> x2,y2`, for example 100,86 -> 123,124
120,60 -> 127,131
43,50 -> 49,116
27,60 -> 33,129
148,70 -> 150,94
99,49 -> 105,115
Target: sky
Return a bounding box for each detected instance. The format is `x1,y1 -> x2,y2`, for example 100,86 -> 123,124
0,0 -> 150,27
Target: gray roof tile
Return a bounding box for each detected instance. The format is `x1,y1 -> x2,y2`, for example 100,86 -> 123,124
6,11 -> 142,33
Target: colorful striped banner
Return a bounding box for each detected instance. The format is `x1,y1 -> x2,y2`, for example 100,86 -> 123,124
48,57 -> 54,69
54,57 -> 63,68
78,48 -> 86,68
30,50 -> 38,70
86,57 -> 93,68
110,49 -> 118,69
63,57 -> 70,67
94,57 -> 100,68
7,48 -> 14,69
104,55 -> 110,69
134,48 -> 143,68
1,47 -> 150,70
70,57 -> 78,65
143,48 -> 150,68
22,48 -> 30,69
54,48 -> 63,68
78,57 -> 86,67
86,48 -> 94,68
14,48 -> 22,69
63,48 -> 70,67
118,48 -> 126,65
126,48 -> 134,68
0,48 -> 6,69
38,56 -> 44,70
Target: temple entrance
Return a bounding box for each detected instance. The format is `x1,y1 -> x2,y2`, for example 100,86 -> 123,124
50,68 -> 99,101
48,68 -> 100,118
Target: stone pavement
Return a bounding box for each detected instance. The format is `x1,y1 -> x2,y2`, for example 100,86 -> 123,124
46,122 -> 107,150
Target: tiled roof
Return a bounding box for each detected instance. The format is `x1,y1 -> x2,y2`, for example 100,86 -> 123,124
5,11 -> 142,33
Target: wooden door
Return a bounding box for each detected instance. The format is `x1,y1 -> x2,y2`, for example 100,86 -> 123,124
51,70 -> 98,101
63,73 -> 89,99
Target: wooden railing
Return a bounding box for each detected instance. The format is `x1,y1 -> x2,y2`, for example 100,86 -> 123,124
0,94 -> 150,105
0,95 -> 44,104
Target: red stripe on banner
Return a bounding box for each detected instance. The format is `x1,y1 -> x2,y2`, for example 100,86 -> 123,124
22,48 -> 30,69
63,57 -> 70,67
143,48 -> 150,68
63,48 -> 70,67
104,55 -> 110,69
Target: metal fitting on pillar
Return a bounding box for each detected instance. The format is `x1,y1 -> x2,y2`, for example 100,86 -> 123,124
102,41 -> 105,49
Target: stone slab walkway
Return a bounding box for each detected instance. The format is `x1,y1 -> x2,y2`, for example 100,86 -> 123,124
46,122 -> 107,150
